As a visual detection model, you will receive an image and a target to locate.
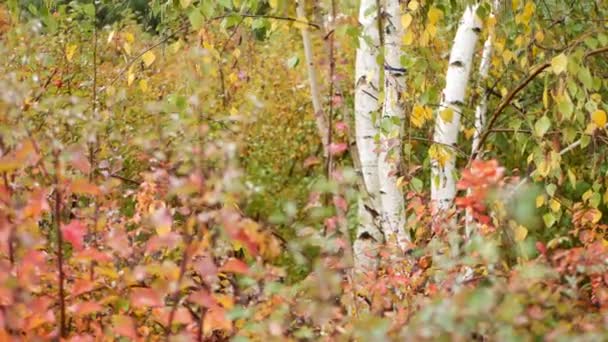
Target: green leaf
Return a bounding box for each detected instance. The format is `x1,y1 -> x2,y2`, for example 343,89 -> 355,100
534,116 -> 551,137
543,212 -> 556,228
546,183 -> 557,197
557,94 -> 573,121
188,9 -> 204,29
217,0 -> 233,9
577,67 -> 593,89
286,56 -> 299,68
411,177 -> 423,192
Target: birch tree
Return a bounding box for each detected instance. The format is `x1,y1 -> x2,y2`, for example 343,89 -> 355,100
431,6 -> 482,217
296,0 -> 329,157
378,0 -> 408,249
467,1 -> 500,233
353,0 -> 383,272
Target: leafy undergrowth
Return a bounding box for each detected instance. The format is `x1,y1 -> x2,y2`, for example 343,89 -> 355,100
2,135 -> 608,341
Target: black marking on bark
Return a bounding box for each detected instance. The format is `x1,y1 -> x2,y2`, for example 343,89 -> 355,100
358,231 -> 377,241
363,204 -> 381,219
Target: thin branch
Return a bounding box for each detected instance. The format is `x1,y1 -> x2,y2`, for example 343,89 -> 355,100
471,45 -> 608,163
408,136 -> 468,157
212,13 -> 320,29
105,24 -> 189,89
469,62 -> 550,162
53,150 -> 67,337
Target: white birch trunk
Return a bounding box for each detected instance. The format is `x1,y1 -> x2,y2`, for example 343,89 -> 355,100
431,6 -> 482,215
467,3 -> 498,234
378,0 -> 408,249
353,0 -> 383,273
296,0 -> 329,157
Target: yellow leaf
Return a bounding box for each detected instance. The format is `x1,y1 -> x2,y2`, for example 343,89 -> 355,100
534,30 -> 544,43
591,109 -> 607,127
228,72 -> 238,84
567,168 -> 576,188
139,79 -> 148,92
521,1 -> 535,23
66,44 -> 78,62
464,127 -> 475,140
591,210 -> 602,224
123,42 -> 132,55
429,144 -> 450,167
536,195 -> 545,208
123,32 -> 135,43
180,0 -> 192,8
514,225 -> 528,242
142,51 -> 156,67
549,199 -> 561,212
427,7 -> 443,25
440,107 -> 454,123
127,67 -> 135,86
408,0 -> 419,11
171,40 -> 182,54
403,30 -> 414,45
551,53 -> 568,75
401,13 -> 413,29
411,105 -> 431,128
269,0 -> 278,9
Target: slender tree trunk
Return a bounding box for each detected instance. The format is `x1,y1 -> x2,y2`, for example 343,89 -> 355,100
296,0 -> 329,158
353,0 -> 383,273
431,6 -> 481,218
378,0 -> 408,249
467,2 -> 499,234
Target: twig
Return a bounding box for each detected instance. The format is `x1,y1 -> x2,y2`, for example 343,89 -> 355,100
471,45 -> 608,163
53,150 -> 67,337
469,62 -> 551,162
408,136 -> 468,156
211,13 -> 321,29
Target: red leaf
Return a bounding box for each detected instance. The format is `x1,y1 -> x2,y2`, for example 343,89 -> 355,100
131,287 -> 163,308
335,121 -> 348,132
72,279 -> 95,297
188,289 -> 219,309
68,301 -> 103,316
194,256 -> 218,278
145,232 -> 182,253
328,142 -> 348,156
61,220 -> 87,251
220,258 -> 249,275
333,196 -> 348,212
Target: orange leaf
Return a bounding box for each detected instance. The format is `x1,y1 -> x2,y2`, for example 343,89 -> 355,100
71,178 -> 100,196
71,278 -> 95,297
68,301 -> 103,316
113,315 -> 137,340
130,287 -> 163,308
220,258 -> 249,275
